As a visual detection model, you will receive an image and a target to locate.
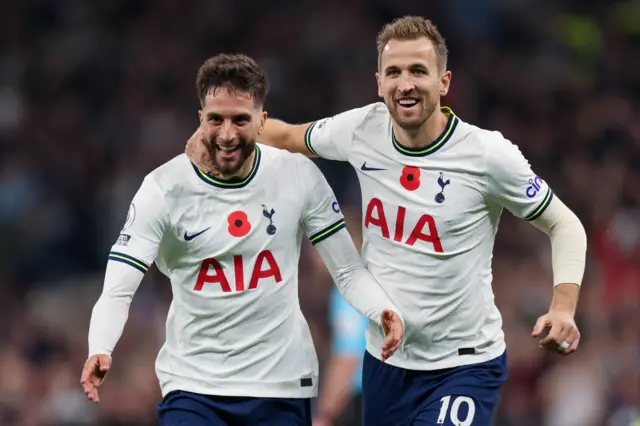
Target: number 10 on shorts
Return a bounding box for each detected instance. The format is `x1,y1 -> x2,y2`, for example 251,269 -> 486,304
437,395 -> 476,426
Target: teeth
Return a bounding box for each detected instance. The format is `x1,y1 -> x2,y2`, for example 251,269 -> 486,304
218,145 -> 237,152
399,99 -> 418,106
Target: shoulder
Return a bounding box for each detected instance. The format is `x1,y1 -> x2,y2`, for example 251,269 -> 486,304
257,144 -> 324,185
317,102 -> 388,132
454,120 -> 525,164
257,143 -> 313,170
144,154 -> 194,195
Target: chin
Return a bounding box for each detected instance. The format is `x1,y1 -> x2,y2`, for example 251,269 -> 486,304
393,113 -> 426,131
214,160 -> 243,176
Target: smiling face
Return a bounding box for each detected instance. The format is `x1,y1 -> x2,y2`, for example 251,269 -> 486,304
195,53 -> 269,177
376,37 -> 450,131
198,87 -> 265,176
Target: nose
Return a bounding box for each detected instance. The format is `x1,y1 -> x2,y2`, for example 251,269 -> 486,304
397,72 -> 415,94
218,120 -> 238,142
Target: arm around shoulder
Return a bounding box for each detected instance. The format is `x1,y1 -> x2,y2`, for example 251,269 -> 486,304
260,118 -> 315,156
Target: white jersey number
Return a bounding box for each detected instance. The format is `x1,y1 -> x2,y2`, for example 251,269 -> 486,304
437,395 -> 476,426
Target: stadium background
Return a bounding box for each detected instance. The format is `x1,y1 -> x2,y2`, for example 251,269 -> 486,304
1,0 -> 639,425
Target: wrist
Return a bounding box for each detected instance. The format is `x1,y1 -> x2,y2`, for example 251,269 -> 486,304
549,283 -> 579,316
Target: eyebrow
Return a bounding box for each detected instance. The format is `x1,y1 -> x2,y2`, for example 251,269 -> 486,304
206,112 -> 252,120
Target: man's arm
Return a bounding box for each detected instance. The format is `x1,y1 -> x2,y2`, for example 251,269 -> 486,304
485,133 -> 586,355
87,176 -> 168,357
81,176 -> 168,402
297,155 -> 403,360
186,105 -> 374,172
260,119 -> 314,156
314,228 -> 404,361
529,197 -> 586,354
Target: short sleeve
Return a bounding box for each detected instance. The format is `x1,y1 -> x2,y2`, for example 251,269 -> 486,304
486,133 -> 554,221
297,158 -> 346,244
303,105 -> 373,161
108,176 -> 169,273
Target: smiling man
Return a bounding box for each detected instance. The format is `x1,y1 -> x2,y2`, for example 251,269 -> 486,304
81,53 -> 404,426
186,16 -> 588,426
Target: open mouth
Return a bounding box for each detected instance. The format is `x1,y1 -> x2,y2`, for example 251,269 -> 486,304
397,98 -> 419,109
216,144 -> 240,152
216,144 -> 241,159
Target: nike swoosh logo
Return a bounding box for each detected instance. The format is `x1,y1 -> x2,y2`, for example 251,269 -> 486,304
361,162 -> 386,172
184,227 -> 211,241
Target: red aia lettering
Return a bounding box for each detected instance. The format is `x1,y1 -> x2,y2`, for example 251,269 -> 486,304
194,250 -> 282,292
364,198 -> 443,252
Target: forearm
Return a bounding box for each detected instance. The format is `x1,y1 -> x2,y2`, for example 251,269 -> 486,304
314,229 -> 401,326
88,261 -> 143,357
530,196 -> 586,315
549,283 -> 580,316
262,118 -> 314,156
530,197 -> 587,286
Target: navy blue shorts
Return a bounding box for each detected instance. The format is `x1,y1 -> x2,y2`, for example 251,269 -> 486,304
157,390 -> 312,426
362,351 -> 507,426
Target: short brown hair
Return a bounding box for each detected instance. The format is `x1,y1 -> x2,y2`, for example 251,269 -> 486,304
376,16 -> 448,71
196,53 -> 269,107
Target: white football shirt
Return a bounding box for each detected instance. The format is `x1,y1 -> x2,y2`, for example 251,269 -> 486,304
305,103 -> 554,370
107,145 -> 347,398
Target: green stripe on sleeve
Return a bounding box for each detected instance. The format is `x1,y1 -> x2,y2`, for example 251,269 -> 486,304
309,219 -> 346,245
108,251 -> 150,274
304,121 -> 320,156
525,189 -> 554,221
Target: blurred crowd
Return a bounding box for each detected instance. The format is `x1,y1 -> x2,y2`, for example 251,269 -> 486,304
0,0 -> 639,425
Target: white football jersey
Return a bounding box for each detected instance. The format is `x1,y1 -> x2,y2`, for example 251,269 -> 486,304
108,145 -> 345,398
305,103 -> 554,370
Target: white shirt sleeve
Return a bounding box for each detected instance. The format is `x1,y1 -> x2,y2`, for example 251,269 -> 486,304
88,175 -> 169,357
88,261 -> 144,357
298,157 -> 347,244
298,157 -> 402,326
303,105 -> 373,161
108,176 -> 169,272
485,132 -> 554,221
314,229 -> 403,327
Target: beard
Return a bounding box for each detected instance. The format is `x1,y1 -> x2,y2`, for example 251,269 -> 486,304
204,134 -> 256,177
386,93 -> 438,132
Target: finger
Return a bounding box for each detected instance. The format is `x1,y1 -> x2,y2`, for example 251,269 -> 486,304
82,382 -> 93,396
381,324 -> 402,360
558,329 -> 580,355
89,388 -> 100,404
559,321 -> 578,341
381,334 -> 395,360
387,329 -> 402,355
98,354 -> 112,373
381,335 -> 396,361
84,383 -> 96,400
531,316 -> 550,337
80,360 -> 97,384
381,318 -> 397,349
539,324 -> 564,346
564,335 -> 580,355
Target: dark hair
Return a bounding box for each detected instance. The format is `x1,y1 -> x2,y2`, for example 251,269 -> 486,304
377,16 -> 449,71
196,53 -> 269,107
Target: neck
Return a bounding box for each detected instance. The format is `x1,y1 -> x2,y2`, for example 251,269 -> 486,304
216,147 -> 256,180
392,106 -> 448,149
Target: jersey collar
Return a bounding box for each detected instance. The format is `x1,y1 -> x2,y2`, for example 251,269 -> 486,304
192,145 -> 261,189
392,107 -> 459,157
